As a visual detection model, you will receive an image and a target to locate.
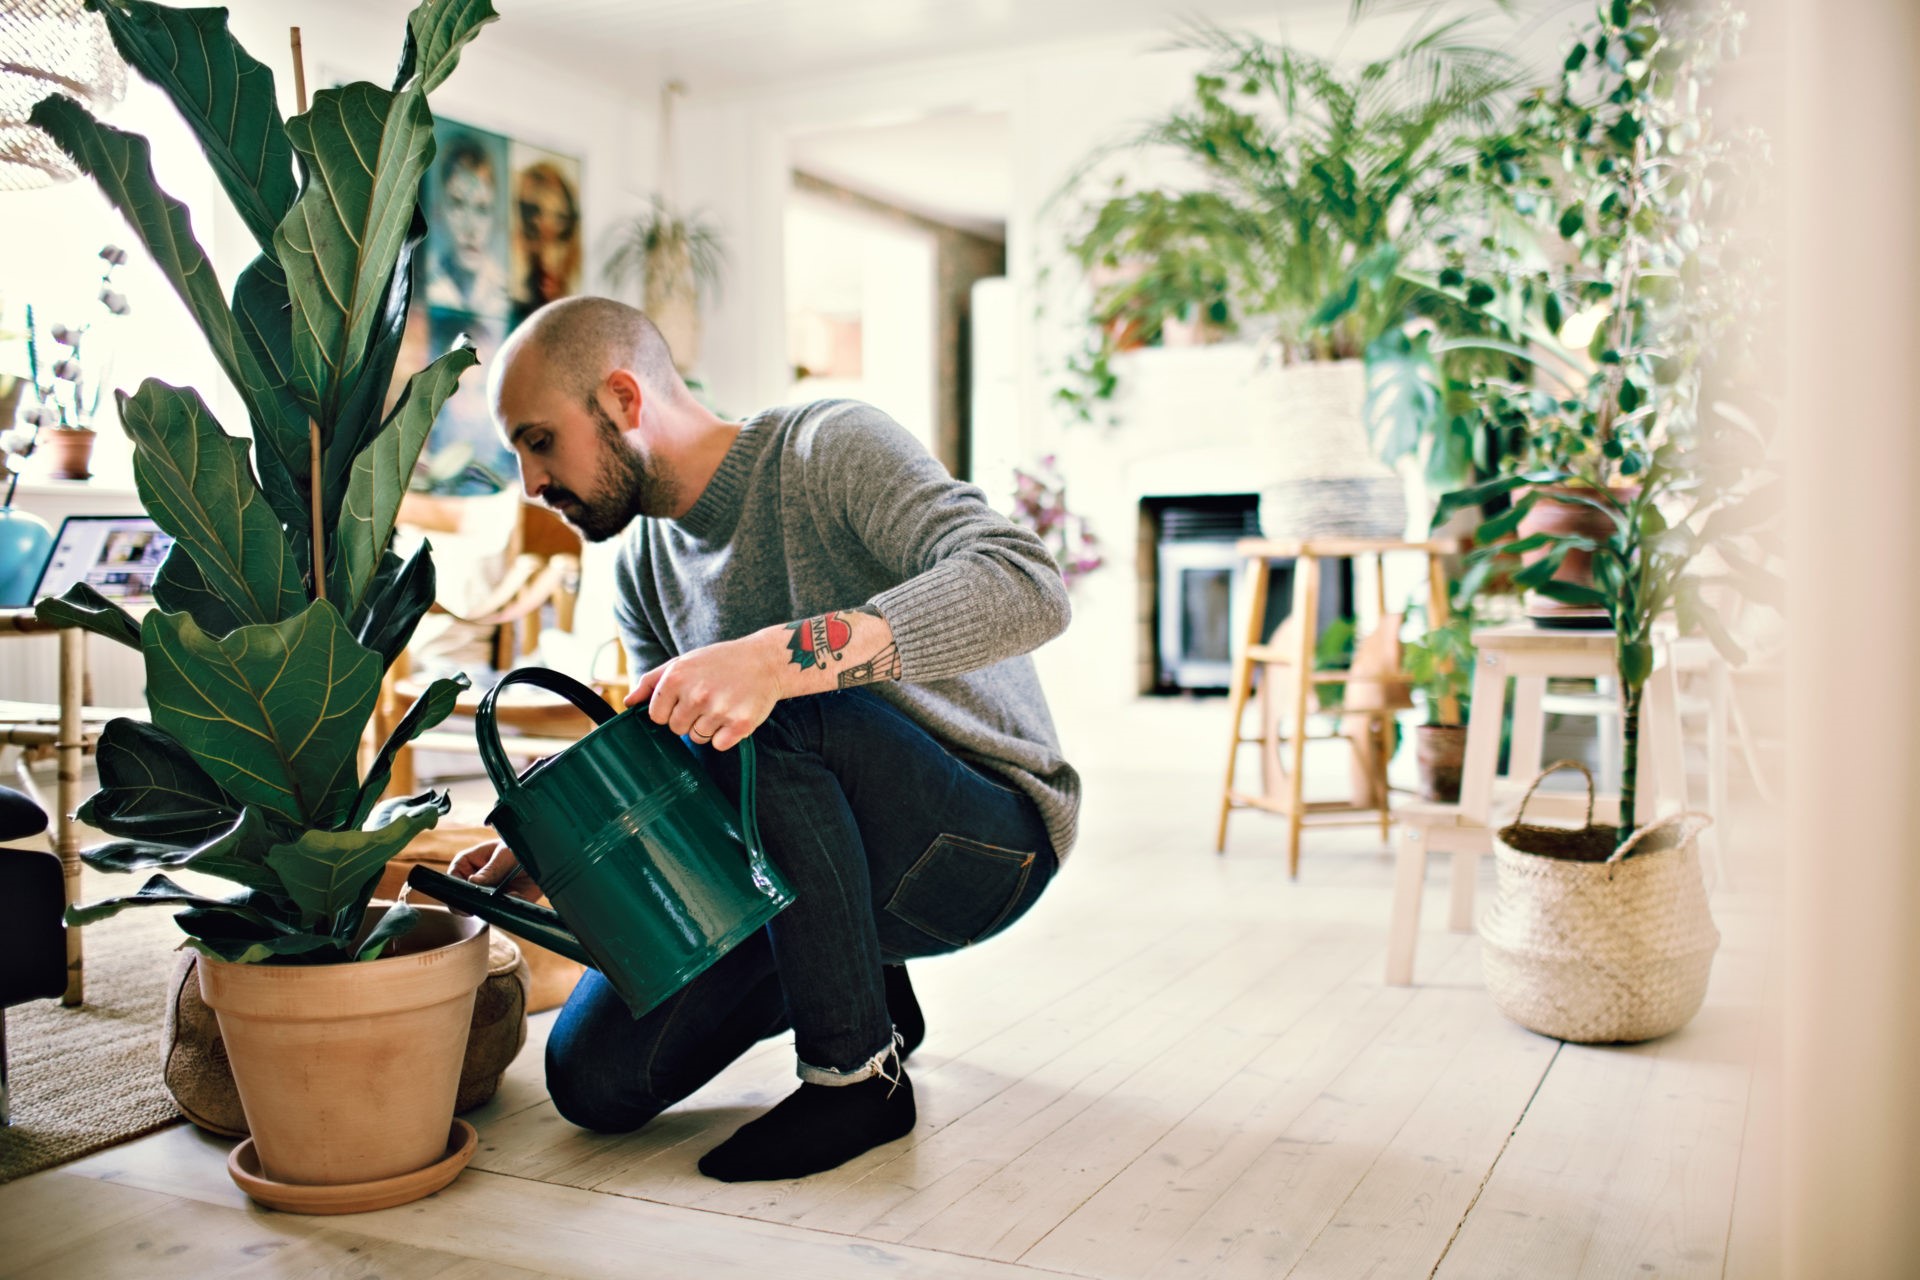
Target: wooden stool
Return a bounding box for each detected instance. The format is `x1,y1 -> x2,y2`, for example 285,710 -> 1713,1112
1383,622 -> 1688,984
1216,537 -> 1459,876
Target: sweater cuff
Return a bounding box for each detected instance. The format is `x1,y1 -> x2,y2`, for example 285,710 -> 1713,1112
868,561 -> 1005,682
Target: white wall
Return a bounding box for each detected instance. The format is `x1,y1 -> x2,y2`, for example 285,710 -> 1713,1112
670,1 -> 1560,719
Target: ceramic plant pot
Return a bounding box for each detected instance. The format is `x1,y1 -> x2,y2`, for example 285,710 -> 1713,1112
1516,485 -> 1636,627
195,904 -> 489,1195
44,427 -> 97,481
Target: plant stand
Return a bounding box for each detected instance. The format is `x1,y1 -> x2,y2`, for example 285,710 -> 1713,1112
1215,537 -> 1459,876
1383,622 -> 1690,985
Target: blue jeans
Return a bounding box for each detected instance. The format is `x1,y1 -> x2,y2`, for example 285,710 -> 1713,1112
545,688 -> 1056,1132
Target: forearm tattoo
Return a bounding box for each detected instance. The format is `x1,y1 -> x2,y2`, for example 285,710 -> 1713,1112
784,607 -> 900,686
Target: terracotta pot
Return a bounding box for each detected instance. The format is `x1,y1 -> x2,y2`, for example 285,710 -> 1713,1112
1415,724 -> 1467,803
44,427 -> 96,481
374,824 -> 587,1013
195,904 -> 489,1188
1516,484 -> 1634,625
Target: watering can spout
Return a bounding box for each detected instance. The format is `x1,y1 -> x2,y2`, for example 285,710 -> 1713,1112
403,865 -> 595,969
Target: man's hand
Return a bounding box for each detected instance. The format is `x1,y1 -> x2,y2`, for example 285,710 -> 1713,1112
626,632 -> 786,751
447,839 -> 543,903
626,609 -> 900,751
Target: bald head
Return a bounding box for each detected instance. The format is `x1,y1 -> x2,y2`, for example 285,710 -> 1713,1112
490,295 -> 684,419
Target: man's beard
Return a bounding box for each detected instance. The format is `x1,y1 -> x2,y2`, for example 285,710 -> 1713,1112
543,399 -> 674,542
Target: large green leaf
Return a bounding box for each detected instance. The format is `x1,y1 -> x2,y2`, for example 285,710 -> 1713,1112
330,342 -> 478,614
34,583 -> 142,650
266,791 -> 448,929
232,253 -> 320,529
141,601 -> 382,827
122,380 -> 304,627
324,210 -> 427,513
27,96 -> 307,505
90,0 -> 297,256
66,871 -> 285,930
276,82 -> 435,432
400,0 -> 500,94
348,674 -> 469,827
79,717 -> 239,846
152,543 -> 248,639
353,543 -> 437,669
76,805 -> 286,901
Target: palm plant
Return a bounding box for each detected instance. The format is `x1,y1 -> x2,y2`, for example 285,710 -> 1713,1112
1053,2 -> 1522,423
30,0 -> 497,962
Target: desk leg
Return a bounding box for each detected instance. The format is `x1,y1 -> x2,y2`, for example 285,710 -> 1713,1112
58,626 -> 83,1006
1450,652 -> 1508,932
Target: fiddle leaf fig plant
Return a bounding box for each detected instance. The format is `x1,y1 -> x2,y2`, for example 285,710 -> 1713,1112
31,0 -> 497,963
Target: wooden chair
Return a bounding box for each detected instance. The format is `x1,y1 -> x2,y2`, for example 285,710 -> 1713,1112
369,497 -> 619,799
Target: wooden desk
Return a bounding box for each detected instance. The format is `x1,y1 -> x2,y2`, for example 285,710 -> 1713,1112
0,610 -> 86,1005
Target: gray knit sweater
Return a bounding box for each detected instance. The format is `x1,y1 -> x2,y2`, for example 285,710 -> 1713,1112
609,399 -> 1080,860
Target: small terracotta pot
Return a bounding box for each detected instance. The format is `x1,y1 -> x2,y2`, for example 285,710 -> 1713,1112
1415,724 -> 1467,803
44,427 -> 97,481
195,905 -> 489,1189
1517,484 -> 1634,624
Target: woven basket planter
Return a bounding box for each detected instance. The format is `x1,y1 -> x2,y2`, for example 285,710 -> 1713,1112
1479,761 -> 1719,1044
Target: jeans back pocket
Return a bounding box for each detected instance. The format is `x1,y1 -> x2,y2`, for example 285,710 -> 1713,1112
883,835 -> 1036,950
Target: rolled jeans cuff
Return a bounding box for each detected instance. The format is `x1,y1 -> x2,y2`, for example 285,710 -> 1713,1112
797,1030 -> 901,1086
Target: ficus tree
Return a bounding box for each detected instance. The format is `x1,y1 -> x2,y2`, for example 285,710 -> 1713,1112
32,0 -> 498,961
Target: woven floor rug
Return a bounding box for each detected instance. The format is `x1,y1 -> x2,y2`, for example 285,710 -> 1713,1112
0,875 -> 184,1184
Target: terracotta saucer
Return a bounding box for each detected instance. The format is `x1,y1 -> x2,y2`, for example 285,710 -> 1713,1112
227,1118 -> 479,1215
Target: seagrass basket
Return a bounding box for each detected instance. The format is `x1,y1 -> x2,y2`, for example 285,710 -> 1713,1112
1479,761 -> 1719,1044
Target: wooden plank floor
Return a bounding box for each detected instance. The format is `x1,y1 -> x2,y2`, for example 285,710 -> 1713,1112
0,698 -> 1778,1278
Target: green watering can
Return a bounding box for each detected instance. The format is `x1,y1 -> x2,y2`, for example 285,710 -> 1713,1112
406,667 -> 794,1019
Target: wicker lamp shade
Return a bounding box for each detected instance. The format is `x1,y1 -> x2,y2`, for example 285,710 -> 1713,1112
0,0 -> 127,190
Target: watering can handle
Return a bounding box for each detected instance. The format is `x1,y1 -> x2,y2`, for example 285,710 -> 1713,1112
475,666 -> 618,799
476,665 -> 772,882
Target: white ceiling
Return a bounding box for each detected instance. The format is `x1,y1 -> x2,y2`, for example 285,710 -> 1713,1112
790,113 -> 1013,239
493,0 -> 1314,95
489,0 -> 1325,231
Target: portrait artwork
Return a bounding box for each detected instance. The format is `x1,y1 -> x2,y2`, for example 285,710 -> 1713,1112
392,117 -> 584,494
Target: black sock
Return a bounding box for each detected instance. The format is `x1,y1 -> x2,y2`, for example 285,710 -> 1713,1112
885,964 -> 924,1059
697,1061 -> 915,1182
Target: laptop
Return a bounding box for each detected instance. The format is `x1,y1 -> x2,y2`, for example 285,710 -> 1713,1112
31,515 -> 176,607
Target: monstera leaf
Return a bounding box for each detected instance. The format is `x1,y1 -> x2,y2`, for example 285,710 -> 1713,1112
90,0 -> 298,256
122,380 -> 305,627
27,95 -> 312,537
266,791 -> 449,929
330,342 -> 478,614
141,602 -> 382,827
34,583 -> 142,650
78,717 -> 240,845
